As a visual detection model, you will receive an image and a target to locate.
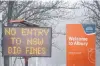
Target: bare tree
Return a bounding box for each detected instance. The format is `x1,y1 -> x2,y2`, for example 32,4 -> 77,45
80,0 -> 100,49
0,1 -> 77,66
1,1 -> 73,25
0,0 -> 76,50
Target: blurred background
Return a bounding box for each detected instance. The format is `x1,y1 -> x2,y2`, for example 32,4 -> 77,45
0,0 -> 100,66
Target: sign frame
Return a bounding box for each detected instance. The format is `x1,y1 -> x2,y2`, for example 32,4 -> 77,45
2,26 -> 52,57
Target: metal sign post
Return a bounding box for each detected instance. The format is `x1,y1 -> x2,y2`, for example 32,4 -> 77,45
24,57 -> 29,66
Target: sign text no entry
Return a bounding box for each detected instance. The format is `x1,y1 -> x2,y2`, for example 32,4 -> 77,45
2,27 -> 52,57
